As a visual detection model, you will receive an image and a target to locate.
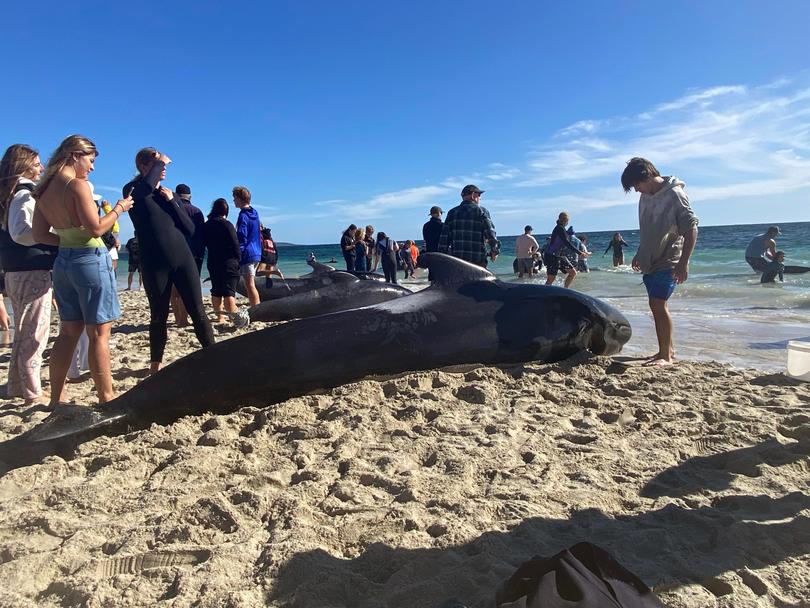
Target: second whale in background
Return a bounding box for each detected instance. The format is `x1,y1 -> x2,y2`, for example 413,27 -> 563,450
245,273 -> 412,322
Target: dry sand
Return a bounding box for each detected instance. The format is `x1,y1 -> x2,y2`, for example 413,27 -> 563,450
0,289 -> 809,607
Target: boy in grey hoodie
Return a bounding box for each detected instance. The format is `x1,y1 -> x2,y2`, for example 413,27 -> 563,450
621,158 -> 699,366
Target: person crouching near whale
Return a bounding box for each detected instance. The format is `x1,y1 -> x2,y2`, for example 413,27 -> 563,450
745,226 -> 780,273
621,157 -> 698,367
760,251 -> 785,284
32,135 -> 133,404
125,148 -> 215,375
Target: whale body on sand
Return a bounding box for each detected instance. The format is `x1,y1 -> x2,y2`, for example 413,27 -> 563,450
236,260 -> 385,302
246,274 -> 412,322
0,253 -> 631,472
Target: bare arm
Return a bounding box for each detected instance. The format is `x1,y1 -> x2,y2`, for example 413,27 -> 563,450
71,180 -> 133,237
673,227 -> 698,284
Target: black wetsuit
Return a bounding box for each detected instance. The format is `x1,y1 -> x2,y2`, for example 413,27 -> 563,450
124,162 -> 214,363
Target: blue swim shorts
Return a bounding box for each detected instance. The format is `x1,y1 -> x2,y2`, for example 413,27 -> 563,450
53,248 -> 121,324
643,269 -> 677,301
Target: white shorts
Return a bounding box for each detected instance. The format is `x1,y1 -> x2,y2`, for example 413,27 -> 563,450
240,262 -> 258,277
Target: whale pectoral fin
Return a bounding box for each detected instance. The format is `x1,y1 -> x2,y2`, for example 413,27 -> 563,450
418,253 -> 494,288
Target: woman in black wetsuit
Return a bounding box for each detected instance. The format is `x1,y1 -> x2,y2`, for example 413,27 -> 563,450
124,148 -> 214,373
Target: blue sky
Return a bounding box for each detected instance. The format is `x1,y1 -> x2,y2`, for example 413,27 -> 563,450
4,1 -> 809,244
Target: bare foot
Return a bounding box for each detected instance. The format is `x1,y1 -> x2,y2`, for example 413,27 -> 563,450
644,357 -> 674,367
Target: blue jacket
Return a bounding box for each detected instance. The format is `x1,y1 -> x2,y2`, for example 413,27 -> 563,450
236,206 -> 262,265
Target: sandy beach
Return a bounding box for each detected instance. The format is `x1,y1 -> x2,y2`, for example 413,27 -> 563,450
0,289 -> 809,607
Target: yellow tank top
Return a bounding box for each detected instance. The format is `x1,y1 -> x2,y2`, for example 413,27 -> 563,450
54,226 -> 104,249
53,178 -> 105,249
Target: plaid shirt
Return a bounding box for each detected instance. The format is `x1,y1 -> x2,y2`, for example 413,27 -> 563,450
438,200 -> 498,266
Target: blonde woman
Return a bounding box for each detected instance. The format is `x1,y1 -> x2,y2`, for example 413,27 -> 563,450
0,144 -> 57,405
353,227 -> 368,272
32,135 -> 133,405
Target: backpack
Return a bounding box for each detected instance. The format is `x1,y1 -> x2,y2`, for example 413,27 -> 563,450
496,542 -> 663,608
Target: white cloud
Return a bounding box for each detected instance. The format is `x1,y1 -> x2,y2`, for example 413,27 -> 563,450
278,74 -> 810,242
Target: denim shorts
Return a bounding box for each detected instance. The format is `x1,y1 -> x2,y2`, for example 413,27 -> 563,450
643,269 -> 677,301
53,248 -> 121,324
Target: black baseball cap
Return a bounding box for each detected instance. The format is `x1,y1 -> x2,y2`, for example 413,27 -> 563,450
430,206 -> 443,215
461,184 -> 485,196
176,184 -> 192,195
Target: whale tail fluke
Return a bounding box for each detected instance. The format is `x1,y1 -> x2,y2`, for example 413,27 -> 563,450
0,405 -> 128,474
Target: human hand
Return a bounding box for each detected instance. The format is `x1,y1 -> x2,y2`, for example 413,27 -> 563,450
116,196 -> 134,213
631,256 -> 640,272
673,261 -> 689,284
158,186 -> 174,200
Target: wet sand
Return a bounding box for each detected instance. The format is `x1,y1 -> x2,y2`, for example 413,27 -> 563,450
0,289 -> 809,607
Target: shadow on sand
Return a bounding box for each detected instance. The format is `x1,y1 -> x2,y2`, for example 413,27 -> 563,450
264,490 -> 809,607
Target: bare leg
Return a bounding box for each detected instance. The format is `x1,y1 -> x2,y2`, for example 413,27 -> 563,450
647,297 -> 675,366
563,268 -> 578,289
545,274 -> 556,286
126,272 -> 134,290
224,296 -> 237,314
212,295 -> 224,323
171,286 -> 189,327
0,295 -> 10,331
86,322 -> 115,403
245,274 -> 260,306
48,320 -> 84,405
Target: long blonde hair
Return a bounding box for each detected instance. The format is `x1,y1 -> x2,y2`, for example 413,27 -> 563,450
34,135 -> 98,200
0,144 -> 39,230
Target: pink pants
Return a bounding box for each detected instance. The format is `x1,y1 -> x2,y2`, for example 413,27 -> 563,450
5,270 -> 52,401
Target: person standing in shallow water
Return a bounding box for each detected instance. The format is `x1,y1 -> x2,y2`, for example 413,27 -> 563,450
124,148 -> 215,375
621,157 -> 698,367
604,232 -> 630,266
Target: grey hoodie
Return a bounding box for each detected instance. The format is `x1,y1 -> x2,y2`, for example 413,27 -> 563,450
636,176 -> 699,274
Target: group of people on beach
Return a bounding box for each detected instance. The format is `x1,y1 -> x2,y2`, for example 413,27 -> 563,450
0,132 -> 795,409
399,165 -> 699,367
0,136 -> 289,406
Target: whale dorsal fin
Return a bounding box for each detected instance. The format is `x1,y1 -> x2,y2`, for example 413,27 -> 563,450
418,252 -> 495,288
308,259 -> 336,273
328,271 -> 360,283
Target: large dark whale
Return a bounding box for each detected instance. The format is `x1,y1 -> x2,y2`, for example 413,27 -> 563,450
245,274 -> 412,322
236,259 -> 385,302
0,253 -> 631,472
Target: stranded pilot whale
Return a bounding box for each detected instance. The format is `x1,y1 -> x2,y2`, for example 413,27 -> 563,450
236,257 -> 385,302
0,253 -> 631,472
244,274 -> 412,322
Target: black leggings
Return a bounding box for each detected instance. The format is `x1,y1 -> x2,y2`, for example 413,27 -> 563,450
381,256 -> 398,284
141,261 -> 214,363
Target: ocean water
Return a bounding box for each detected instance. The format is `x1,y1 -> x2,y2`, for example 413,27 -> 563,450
114,221 -> 809,371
